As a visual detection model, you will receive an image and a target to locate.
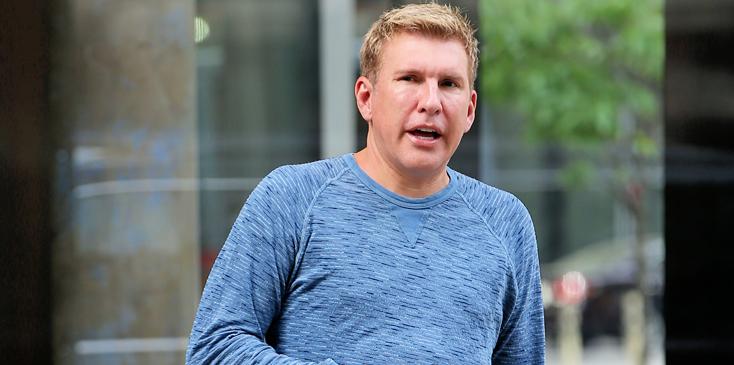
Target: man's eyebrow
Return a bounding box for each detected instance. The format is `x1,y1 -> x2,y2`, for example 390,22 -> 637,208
441,73 -> 464,81
393,68 -> 420,75
392,69 -> 466,81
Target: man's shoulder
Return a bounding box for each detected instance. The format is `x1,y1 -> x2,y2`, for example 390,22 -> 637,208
453,170 -> 522,208
257,155 -> 350,197
268,155 -> 348,180
452,171 -> 537,271
456,168 -> 532,236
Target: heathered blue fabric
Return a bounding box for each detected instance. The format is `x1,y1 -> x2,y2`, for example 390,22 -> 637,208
186,154 -> 545,364
346,156 -> 442,247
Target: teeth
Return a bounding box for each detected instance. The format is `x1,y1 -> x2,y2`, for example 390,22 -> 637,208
416,128 -> 436,133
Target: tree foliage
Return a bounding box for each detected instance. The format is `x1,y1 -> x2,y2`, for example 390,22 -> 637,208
480,0 -> 663,149
479,4 -> 665,362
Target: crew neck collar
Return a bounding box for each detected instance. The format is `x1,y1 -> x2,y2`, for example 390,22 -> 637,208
343,153 -> 457,209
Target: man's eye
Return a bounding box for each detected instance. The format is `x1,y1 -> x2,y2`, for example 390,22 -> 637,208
399,75 -> 416,82
441,80 -> 458,88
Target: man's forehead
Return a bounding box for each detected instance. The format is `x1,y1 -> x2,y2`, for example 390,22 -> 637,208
380,33 -> 470,76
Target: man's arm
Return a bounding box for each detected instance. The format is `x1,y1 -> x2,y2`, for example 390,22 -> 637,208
492,197 -> 546,364
186,169 -> 337,365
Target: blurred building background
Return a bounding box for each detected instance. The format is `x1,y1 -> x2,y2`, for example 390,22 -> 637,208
1,0 -> 732,364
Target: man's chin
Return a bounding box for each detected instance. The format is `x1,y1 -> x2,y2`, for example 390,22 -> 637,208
398,155 -> 448,177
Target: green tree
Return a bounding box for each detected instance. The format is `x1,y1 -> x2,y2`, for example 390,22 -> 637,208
480,0 -> 663,363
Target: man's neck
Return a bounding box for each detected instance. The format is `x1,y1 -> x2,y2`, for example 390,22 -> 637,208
353,149 -> 449,198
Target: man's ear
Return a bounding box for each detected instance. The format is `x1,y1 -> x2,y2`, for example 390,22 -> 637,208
355,76 -> 373,122
464,89 -> 478,133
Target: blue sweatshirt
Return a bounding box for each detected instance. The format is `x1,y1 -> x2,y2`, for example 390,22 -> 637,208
186,154 -> 545,364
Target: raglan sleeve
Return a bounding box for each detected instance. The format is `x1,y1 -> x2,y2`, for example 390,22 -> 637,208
492,197 -> 546,364
186,168 -> 337,365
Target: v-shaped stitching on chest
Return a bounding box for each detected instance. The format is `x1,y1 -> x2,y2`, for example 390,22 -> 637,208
389,207 -> 431,248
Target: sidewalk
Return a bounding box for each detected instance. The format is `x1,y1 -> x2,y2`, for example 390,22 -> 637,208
546,337 -> 664,365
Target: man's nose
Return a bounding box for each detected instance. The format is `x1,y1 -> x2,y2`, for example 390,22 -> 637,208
418,82 -> 441,115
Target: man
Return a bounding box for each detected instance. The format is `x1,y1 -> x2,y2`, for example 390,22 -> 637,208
187,3 -> 545,364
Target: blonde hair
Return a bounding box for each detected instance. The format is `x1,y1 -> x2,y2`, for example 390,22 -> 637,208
359,2 -> 479,86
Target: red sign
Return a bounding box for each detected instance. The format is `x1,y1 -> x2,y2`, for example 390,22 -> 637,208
552,271 -> 588,306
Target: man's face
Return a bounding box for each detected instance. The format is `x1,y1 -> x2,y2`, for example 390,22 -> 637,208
356,32 -> 477,178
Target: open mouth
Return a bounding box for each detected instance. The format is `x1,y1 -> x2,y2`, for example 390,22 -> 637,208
408,128 -> 441,140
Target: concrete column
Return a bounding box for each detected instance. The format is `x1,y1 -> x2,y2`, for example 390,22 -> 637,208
558,304 -> 583,365
50,1 -> 199,364
319,0 -> 357,158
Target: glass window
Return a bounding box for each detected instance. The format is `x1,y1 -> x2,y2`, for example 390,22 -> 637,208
196,0 -> 320,280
